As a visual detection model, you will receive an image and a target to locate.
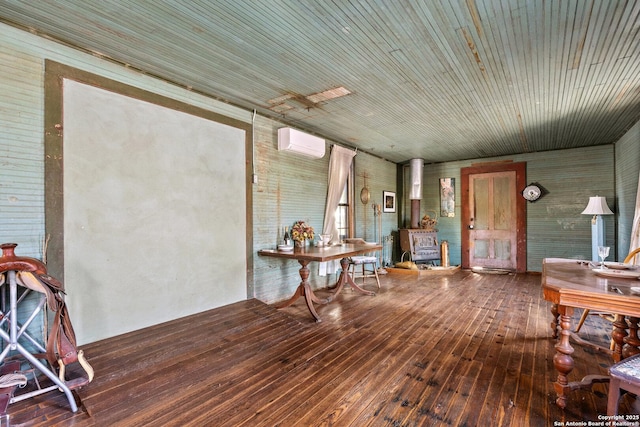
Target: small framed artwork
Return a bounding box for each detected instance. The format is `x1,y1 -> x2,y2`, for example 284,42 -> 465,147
440,178 -> 455,217
383,191 -> 396,213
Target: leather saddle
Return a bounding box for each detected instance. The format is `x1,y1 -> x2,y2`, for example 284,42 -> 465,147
0,243 -> 93,389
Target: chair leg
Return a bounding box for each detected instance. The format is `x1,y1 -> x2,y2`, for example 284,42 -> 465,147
575,309 -> 590,332
350,261 -> 380,289
372,263 -> 380,289
607,377 -> 621,415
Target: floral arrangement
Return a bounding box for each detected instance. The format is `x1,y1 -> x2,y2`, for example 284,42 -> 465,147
420,211 -> 438,230
291,220 -> 314,243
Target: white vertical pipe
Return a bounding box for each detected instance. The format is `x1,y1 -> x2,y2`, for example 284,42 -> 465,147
409,158 -> 424,200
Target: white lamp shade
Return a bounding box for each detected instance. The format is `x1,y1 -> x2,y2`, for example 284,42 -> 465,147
581,196 -> 614,215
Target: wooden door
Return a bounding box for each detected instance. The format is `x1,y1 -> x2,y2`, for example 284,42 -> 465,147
461,162 -> 526,272
468,171 -> 516,269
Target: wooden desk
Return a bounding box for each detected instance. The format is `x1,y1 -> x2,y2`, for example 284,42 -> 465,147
542,258 -> 640,408
258,243 -> 381,322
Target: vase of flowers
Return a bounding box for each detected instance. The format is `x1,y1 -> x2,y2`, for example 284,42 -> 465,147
291,220 -> 314,249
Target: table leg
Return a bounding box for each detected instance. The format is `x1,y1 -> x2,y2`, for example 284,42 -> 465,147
551,305 -> 609,409
553,305 -> 575,409
550,303 -> 560,339
330,258 -> 376,298
612,314 -> 628,363
274,259 -> 330,323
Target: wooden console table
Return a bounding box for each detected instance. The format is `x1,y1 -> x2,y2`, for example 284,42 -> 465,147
258,243 -> 382,322
542,258 -> 640,409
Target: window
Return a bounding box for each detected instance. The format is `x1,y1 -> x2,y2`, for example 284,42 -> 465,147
334,168 -> 354,241
335,181 -> 348,241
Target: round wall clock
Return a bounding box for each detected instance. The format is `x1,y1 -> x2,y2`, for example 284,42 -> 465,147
522,184 -> 542,202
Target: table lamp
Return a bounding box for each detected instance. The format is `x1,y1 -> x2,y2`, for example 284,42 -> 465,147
581,196 -> 614,262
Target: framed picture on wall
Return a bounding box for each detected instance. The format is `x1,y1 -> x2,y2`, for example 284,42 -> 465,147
440,178 -> 455,217
383,191 -> 396,213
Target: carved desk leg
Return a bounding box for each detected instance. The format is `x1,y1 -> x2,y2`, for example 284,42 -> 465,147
551,305 -> 612,409
550,303 -> 560,339
275,259 -> 329,323
612,314 -> 628,363
329,258 -> 349,297
330,258 -> 376,298
553,305 -> 574,409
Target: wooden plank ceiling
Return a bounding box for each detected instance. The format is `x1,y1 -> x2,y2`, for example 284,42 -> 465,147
0,0 -> 638,164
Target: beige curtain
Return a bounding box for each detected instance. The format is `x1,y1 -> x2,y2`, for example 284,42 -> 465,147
319,145 -> 356,276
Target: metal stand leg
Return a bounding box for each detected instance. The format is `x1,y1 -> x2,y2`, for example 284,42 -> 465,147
0,271 -> 77,412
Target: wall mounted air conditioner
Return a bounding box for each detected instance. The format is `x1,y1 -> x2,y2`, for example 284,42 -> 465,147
277,127 -> 325,158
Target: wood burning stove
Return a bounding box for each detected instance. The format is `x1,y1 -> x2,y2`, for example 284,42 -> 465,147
399,229 -> 440,264
400,158 -> 441,264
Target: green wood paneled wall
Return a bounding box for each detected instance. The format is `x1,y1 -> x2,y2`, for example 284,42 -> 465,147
615,121 -> 640,258
406,144 -> 616,271
251,114 -> 398,303
1,20 -> 638,324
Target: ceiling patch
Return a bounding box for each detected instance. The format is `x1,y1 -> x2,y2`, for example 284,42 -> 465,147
305,86 -> 351,103
267,94 -> 295,105
268,103 -> 294,113
267,87 -> 351,114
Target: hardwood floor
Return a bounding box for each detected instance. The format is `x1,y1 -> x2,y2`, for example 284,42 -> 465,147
6,269 -> 639,426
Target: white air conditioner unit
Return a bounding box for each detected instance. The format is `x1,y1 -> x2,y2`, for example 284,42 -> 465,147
277,127 -> 325,158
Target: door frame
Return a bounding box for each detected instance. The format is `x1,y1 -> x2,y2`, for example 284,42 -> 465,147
461,162 -> 527,272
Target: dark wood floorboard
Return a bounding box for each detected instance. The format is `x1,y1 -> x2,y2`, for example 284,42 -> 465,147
5,269 -> 638,426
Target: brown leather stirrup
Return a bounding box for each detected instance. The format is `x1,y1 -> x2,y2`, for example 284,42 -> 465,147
16,271 -> 94,389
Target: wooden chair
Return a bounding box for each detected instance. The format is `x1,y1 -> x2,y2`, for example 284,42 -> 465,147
344,238 -> 380,290
607,353 -> 640,415
575,248 -> 640,337
625,247 -> 640,265
603,253 -> 640,413
348,255 -> 380,290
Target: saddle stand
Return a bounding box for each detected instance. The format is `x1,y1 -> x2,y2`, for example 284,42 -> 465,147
0,243 -> 94,413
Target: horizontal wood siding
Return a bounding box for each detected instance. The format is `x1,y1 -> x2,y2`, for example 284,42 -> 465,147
251,122 -> 397,303
0,18 -> 636,322
0,22 -> 251,263
251,115 -> 334,303
524,145 -> 615,266
418,144 -> 616,271
422,162 -> 464,266
352,154 -> 397,243
615,121 -> 640,258
0,42 -> 45,258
